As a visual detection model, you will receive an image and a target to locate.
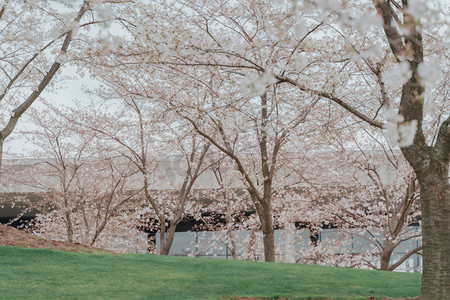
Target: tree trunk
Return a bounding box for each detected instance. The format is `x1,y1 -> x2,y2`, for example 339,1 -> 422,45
227,226 -> 239,260
380,240 -> 394,271
417,170 -> 449,299
246,228 -> 258,260
400,116 -> 449,299
0,137 -> 3,178
262,226 -> 276,262
160,224 -> 177,255
65,211 -> 74,243
260,203 -> 276,262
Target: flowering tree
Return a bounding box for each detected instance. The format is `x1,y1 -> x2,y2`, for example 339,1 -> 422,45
56,90 -> 212,255
330,146 -> 421,271
119,0 -> 448,295
77,7 -> 324,261
278,140 -> 422,272
0,0 -> 95,174
14,105 -> 141,249
344,150 -> 421,271
277,2 -> 447,297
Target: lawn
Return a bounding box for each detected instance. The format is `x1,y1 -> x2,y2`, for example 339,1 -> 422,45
0,246 -> 421,299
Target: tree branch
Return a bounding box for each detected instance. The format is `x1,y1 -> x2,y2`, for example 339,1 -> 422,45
276,75 -> 384,128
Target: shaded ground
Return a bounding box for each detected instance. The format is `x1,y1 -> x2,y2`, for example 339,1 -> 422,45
0,224 -> 114,254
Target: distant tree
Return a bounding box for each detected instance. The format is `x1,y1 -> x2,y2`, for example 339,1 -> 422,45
336,147 -> 421,271
55,95 -> 212,255
16,105 -> 141,249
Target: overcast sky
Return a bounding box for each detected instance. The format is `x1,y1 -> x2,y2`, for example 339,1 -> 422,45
4,65 -> 101,158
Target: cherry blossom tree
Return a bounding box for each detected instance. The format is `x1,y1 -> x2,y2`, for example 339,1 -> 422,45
278,140 -> 422,272
0,0 -> 94,174
13,105 -> 142,249
279,2 -> 448,297
54,91 -> 212,255
345,145 -> 421,271
332,148 -> 421,271
75,17 -> 318,261
117,0 -> 448,295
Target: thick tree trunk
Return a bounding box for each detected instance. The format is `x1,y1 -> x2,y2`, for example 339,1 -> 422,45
380,240 -> 394,271
400,116 -> 449,299
417,170 -> 449,299
0,137 -> 3,178
262,222 -> 276,262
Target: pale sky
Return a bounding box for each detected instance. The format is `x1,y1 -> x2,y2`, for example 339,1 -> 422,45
4,65 -> 101,158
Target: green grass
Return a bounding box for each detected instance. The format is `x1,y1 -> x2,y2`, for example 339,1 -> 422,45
0,246 -> 420,300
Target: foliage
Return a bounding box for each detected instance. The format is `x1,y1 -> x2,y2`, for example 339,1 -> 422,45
1,0 -> 449,297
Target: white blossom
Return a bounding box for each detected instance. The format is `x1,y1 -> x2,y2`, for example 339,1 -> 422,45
240,72 -> 277,97
360,46 -> 385,61
383,61 -> 412,88
354,12 -> 382,33
317,0 -> 342,12
386,118 -> 418,147
294,23 -> 307,37
291,54 -> 308,70
407,0 -> 428,21
418,60 -> 441,87
156,43 -> 171,58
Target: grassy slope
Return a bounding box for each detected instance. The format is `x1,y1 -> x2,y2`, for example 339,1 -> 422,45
0,246 -> 421,300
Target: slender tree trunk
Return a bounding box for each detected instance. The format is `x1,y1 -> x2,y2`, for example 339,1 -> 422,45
260,202 -> 276,262
62,194 -> 74,243
160,224 -> 177,255
246,228 -> 258,260
65,211 -> 74,243
226,212 -> 239,260
229,241 -> 238,260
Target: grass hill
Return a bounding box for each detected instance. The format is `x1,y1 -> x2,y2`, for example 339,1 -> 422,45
0,246 -> 421,299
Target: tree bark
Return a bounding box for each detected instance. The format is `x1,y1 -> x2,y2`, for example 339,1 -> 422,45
372,2 -> 450,297
380,240 -> 394,271
65,211 -> 74,244
0,137 -> 3,178
257,201 -> 276,262
416,165 -> 449,299
399,85 -> 449,299
160,224 -> 177,255
262,216 -> 276,262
